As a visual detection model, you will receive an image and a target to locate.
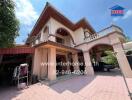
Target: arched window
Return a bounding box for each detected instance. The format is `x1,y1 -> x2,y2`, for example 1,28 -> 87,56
43,26 -> 49,34
55,28 -> 75,45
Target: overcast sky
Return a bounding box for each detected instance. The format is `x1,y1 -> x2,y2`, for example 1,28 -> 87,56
13,0 -> 132,44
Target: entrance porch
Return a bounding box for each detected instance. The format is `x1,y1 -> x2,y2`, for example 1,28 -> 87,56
33,41 -> 82,81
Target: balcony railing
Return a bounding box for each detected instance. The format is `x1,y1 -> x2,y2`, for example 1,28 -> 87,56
98,25 -> 123,36
32,34 -> 74,47
84,25 -> 124,43
84,34 -> 100,42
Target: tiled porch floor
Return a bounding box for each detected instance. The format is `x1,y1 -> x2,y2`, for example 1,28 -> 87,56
0,69 -> 132,100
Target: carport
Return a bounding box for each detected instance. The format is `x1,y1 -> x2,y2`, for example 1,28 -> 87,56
0,45 -> 34,86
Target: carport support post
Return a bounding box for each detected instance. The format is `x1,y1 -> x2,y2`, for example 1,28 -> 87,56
113,43 -> 132,78
48,47 -> 56,81
83,51 -> 94,75
0,55 -> 3,64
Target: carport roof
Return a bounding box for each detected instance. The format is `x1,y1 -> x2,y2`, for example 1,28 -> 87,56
0,45 -> 34,55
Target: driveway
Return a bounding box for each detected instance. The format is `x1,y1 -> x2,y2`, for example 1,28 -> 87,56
0,69 -> 132,100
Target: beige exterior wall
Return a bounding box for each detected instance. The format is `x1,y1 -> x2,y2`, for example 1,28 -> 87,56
74,28 -> 85,45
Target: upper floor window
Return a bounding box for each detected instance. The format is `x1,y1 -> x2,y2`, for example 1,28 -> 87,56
43,26 -> 49,34
56,37 -> 64,44
34,34 -> 41,45
38,34 -> 41,42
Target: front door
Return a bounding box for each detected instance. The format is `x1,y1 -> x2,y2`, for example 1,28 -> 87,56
56,54 -> 67,76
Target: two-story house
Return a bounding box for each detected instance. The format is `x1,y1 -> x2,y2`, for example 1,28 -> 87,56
0,2 -> 132,82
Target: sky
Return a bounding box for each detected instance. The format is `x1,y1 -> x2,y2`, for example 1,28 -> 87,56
13,0 -> 132,44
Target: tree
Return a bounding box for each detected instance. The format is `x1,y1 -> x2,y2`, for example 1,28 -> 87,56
125,36 -> 132,42
0,0 -> 19,48
102,51 -> 118,65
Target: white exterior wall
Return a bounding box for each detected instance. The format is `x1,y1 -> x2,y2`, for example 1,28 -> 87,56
74,28 -> 85,45
49,17 -> 89,45
32,17 -> 88,47
40,19 -> 51,42
50,18 -> 74,36
32,19 -> 51,46
64,36 -> 71,46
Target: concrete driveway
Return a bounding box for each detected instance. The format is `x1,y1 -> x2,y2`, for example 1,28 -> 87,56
0,69 -> 132,100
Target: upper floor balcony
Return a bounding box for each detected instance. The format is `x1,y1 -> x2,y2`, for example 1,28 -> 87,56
84,25 -> 124,43
32,28 -> 75,48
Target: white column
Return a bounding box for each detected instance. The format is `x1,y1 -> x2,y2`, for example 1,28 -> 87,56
72,53 -> 79,71
33,48 -> 41,79
40,48 -> 48,79
48,47 -> 56,81
113,43 -> 132,78
0,55 -> 3,64
83,51 -> 94,76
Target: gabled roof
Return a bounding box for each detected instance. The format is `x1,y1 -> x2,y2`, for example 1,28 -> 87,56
28,2 -> 95,37
110,5 -> 124,10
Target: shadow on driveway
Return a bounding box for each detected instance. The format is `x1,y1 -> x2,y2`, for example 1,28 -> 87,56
50,75 -> 96,93
0,87 -> 22,100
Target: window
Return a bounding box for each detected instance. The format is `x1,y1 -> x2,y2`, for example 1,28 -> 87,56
43,26 -> 49,34
56,37 -> 64,44
84,29 -> 90,38
38,34 -> 41,42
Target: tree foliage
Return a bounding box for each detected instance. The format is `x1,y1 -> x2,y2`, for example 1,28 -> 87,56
0,0 -> 19,48
125,36 -> 132,42
102,51 -> 118,65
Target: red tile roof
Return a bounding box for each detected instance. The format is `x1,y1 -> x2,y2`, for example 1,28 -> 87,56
0,45 -> 34,55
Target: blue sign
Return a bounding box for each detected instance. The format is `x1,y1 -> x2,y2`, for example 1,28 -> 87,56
110,5 -> 125,16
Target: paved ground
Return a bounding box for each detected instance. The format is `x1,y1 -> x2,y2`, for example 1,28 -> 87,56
0,69 -> 132,100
